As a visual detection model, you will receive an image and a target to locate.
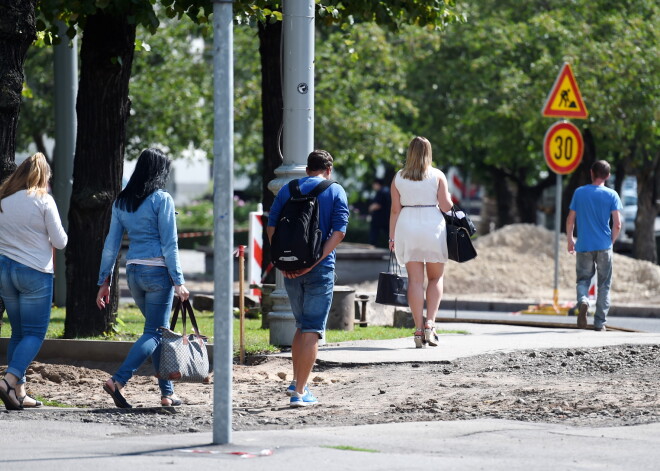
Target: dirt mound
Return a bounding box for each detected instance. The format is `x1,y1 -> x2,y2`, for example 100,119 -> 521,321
441,224 -> 660,304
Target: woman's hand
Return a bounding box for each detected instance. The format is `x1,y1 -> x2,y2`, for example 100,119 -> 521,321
175,284 -> 190,302
388,238 -> 395,252
96,283 -> 110,310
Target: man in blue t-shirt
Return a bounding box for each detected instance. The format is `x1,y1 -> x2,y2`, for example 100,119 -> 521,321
267,149 -> 349,407
566,160 -> 623,331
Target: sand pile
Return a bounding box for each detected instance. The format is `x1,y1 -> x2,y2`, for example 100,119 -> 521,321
442,224 -> 660,304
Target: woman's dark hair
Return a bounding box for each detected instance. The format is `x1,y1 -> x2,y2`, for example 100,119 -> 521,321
116,148 -> 171,212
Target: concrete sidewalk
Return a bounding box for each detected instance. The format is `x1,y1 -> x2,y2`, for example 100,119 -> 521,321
3,322 -> 660,470
306,322 -> 660,365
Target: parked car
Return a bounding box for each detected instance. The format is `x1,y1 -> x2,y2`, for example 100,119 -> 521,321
621,189 -> 637,235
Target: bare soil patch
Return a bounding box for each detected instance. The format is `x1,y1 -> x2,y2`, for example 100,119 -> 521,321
5,343 -> 660,434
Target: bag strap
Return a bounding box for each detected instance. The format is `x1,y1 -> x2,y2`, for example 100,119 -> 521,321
388,250 -> 402,276
288,179 -> 302,198
307,179 -> 335,197
182,299 -> 203,337
288,178 -> 336,198
170,297 -> 183,331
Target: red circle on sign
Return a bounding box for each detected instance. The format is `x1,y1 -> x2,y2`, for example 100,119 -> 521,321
543,121 -> 584,175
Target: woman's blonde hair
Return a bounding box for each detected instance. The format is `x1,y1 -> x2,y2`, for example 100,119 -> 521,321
0,152 -> 51,212
400,136 -> 432,181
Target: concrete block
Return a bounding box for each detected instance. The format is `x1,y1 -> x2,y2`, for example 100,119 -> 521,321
192,292 -> 259,313
393,308 -> 414,328
327,286 -> 355,331
193,294 -> 214,312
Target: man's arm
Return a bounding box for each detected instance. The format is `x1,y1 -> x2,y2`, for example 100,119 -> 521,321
281,231 -> 346,279
611,210 -> 622,243
566,210 -> 576,254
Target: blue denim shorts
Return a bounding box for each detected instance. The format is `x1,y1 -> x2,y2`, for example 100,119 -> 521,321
284,265 -> 335,338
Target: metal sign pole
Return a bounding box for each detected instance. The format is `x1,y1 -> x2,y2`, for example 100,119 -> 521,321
53,21 -> 77,306
212,0 -> 234,445
553,173 -> 562,310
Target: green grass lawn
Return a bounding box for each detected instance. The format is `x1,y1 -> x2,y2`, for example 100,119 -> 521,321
1,305 -> 467,357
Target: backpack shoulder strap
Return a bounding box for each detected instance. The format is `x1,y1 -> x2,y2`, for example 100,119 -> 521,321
307,179 -> 336,197
287,179 -> 302,198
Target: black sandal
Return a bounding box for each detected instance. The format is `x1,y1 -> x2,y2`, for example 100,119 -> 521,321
0,378 -> 23,411
18,394 -> 43,408
161,395 -> 182,407
103,379 -> 133,409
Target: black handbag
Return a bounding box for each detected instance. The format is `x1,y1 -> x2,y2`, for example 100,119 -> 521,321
442,204 -> 476,236
375,251 -> 409,307
445,217 -> 477,263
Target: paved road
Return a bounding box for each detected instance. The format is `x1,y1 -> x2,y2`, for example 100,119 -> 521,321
4,418 -> 660,471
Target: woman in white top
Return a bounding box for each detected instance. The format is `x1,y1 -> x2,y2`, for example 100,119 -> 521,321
0,153 -> 68,410
389,137 -> 453,348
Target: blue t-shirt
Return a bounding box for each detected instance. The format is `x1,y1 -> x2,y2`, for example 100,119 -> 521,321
569,184 -> 623,252
268,176 -> 350,269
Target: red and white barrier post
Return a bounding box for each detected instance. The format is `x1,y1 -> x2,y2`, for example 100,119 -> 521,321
588,274 -> 597,303
247,203 -> 263,297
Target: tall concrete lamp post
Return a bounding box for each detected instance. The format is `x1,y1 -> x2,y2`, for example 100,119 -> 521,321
267,0 -> 315,346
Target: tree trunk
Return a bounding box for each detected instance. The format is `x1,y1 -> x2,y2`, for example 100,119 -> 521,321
64,12 -> 136,338
514,173 -> 555,225
632,151 -> 659,263
0,0 -> 36,183
491,167 -> 515,228
258,20 -> 283,284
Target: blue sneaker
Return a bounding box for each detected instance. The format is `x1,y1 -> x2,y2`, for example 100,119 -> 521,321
286,380 -> 297,397
289,387 -> 318,407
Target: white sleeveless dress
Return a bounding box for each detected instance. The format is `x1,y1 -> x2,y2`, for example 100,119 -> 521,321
394,167 -> 449,264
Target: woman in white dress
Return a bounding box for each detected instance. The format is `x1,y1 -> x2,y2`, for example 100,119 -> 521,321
389,137 -> 453,348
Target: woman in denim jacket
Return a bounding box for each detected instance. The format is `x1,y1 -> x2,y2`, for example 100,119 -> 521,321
0,153 -> 68,410
96,148 -> 189,408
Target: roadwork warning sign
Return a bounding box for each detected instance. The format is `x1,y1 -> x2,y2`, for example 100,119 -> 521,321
542,63 -> 588,119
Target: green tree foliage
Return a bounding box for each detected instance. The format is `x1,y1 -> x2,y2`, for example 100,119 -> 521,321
402,0 -> 658,258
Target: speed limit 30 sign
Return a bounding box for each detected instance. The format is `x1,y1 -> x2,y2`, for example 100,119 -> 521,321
543,121 -> 584,175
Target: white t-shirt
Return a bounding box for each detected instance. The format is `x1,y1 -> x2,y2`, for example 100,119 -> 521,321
0,190 -> 68,273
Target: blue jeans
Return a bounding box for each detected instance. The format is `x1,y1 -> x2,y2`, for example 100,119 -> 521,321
0,255 -> 53,384
576,249 -> 613,329
284,265 -> 335,338
115,264 -> 174,396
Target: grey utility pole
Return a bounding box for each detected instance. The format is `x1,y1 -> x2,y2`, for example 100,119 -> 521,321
212,0 -> 234,445
52,22 -> 77,306
267,0 -> 315,346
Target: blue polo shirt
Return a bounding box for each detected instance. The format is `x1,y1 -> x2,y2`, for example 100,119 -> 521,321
569,184 -> 623,252
268,176 -> 349,269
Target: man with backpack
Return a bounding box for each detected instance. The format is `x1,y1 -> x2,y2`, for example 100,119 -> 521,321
267,149 -> 349,407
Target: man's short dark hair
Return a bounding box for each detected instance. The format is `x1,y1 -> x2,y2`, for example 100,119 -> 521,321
307,149 -> 333,172
591,160 -> 611,180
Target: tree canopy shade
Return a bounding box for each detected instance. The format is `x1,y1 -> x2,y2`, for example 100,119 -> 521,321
34,0 -> 217,337
28,0 -> 462,337
402,0 -> 659,261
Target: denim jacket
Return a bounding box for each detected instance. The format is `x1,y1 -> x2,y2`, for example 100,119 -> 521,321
97,190 -> 184,286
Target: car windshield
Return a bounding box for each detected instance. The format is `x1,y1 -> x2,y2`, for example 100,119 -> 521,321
623,194 -> 637,206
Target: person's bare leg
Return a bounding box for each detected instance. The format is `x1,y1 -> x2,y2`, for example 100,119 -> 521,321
294,332 -> 319,394
405,262 -> 426,330
425,262 -> 445,326
290,328 -> 302,383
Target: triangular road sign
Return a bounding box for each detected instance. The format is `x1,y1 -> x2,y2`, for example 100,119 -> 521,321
542,63 -> 588,119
